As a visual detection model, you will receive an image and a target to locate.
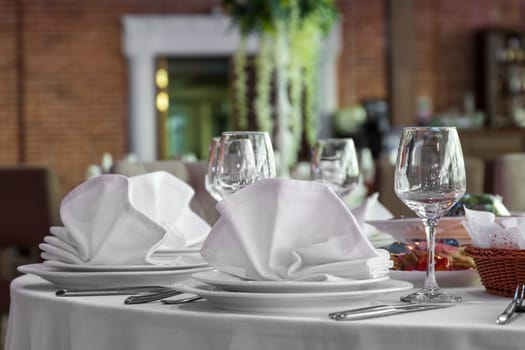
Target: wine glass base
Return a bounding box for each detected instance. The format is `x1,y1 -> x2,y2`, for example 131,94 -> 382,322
400,288 -> 462,303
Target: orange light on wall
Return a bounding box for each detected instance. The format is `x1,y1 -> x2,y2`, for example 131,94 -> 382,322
156,91 -> 169,112
155,68 -> 169,89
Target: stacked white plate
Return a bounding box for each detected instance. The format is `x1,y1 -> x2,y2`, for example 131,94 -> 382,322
172,270 -> 413,314
18,249 -> 212,289
366,217 -> 472,244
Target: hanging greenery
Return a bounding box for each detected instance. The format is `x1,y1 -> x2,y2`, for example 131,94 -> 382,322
233,38 -> 249,129
254,34 -> 274,132
224,0 -> 338,169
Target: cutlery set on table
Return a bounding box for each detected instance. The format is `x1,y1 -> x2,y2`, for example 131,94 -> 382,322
55,286 -> 203,305
496,284 -> 525,325
53,284 -> 454,320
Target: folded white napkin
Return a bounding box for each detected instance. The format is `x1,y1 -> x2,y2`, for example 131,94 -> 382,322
463,208 -> 525,249
40,172 -> 210,265
200,178 -> 392,281
129,171 -> 210,250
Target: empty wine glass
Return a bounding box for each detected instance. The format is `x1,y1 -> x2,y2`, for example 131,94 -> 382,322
310,138 -> 360,197
215,139 -> 258,197
221,131 -> 276,177
395,126 -> 466,303
214,131 -> 275,198
205,137 -> 222,201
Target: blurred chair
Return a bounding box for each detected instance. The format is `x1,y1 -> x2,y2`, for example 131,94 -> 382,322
493,153 -> 525,212
375,157 -> 415,217
376,156 -> 485,217
112,160 -> 219,225
0,166 -> 62,313
464,156 -> 485,195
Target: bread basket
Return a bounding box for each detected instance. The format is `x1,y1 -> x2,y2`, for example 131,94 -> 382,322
464,245 -> 525,297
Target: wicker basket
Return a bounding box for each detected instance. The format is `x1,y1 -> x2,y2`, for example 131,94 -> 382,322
464,245 -> 525,297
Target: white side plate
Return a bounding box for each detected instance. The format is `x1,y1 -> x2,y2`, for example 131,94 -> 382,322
43,253 -> 208,272
389,269 -> 481,288
18,263 -> 212,289
366,217 -> 471,243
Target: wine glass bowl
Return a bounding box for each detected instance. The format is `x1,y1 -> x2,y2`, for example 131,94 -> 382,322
395,127 -> 466,303
214,131 -> 276,198
220,131 -> 276,179
204,137 -> 222,201
215,139 -> 258,197
311,138 -> 360,197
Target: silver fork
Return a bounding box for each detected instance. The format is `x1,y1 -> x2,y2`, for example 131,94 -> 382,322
496,284 -> 525,325
124,289 -> 182,304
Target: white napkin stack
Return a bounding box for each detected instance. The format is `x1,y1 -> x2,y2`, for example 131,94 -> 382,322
200,178 -> 392,281
39,172 -> 210,265
463,208 -> 525,249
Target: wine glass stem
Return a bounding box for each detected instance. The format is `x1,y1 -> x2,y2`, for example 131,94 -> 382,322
422,218 -> 439,291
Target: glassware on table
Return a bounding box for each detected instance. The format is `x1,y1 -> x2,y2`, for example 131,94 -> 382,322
310,138 -> 360,197
215,131 -> 276,198
220,131 -> 276,180
215,139 -> 258,196
204,137 -> 222,201
394,126 -> 466,303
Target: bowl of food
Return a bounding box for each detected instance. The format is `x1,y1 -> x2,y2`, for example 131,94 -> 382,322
369,193 -> 511,287
366,217 -> 472,245
367,193 -> 512,245
386,240 -> 480,287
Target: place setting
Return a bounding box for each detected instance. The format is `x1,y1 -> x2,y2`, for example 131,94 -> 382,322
18,171 -> 213,289
15,128 -> 476,317
170,177 -> 414,314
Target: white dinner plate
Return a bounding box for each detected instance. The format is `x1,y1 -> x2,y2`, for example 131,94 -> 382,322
366,217 -> 471,244
389,269 -> 481,288
366,216 -> 521,245
18,263 -> 212,289
43,252 -> 208,272
192,270 -> 390,293
174,279 -> 413,314
153,248 -> 201,254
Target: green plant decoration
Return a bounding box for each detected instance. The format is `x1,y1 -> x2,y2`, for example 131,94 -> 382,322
233,38 -> 248,129
224,0 -> 338,172
254,34 -> 274,132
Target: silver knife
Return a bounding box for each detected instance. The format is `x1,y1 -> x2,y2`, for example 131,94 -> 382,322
329,303 -> 413,316
329,303 -> 454,321
56,286 -> 170,297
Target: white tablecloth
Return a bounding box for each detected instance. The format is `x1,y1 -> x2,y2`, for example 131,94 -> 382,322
6,274 -> 525,350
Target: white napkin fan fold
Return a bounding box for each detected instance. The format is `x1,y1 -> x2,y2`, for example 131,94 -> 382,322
40,172 -> 210,266
201,178 -> 392,281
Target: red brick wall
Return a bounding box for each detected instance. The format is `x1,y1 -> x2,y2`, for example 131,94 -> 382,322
0,0 -> 19,164
0,0 -> 221,192
338,0 -> 387,106
0,0 -> 523,193
415,0 -> 525,113
338,0 -> 525,112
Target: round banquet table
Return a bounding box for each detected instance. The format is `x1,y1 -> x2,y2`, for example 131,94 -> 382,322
6,274 -> 525,350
